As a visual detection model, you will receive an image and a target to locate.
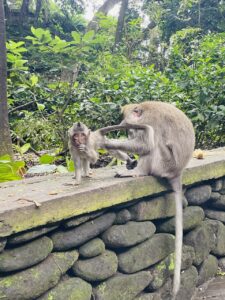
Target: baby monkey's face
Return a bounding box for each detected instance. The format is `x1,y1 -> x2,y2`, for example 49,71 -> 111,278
73,132 -> 87,146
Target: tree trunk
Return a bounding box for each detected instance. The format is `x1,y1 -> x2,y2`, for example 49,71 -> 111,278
87,0 -> 121,31
114,0 -> 129,46
34,0 -> 42,25
0,0 -> 13,157
20,0 -> 30,24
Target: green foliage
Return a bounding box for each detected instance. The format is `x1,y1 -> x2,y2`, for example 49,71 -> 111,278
0,155 -> 25,182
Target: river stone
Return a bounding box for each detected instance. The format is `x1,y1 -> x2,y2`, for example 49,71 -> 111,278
115,209 -> 132,224
197,255 -> 218,286
8,224 -> 58,245
72,250 -> 118,282
51,213 -> 116,250
176,266 -> 198,300
129,193 -> 176,221
147,245 -> 195,291
205,209 -> 225,222
102,221 -> 156,248
210,195 -> 225,210
134,293 -> 161,300
158,206 -> 205,233
210,192 -> 221,201
184,221 -> 215,265
79,238 -> 105,258
211,179 -> 223,191
185,185 -> 211,205
155,278 -> 172,300
0,238 -> 6,252
37,277 -> 92,300
118,234 -> 174,273
218,257 -> 225,270
0,236 -> 53,272
0,250 -> 78,300
93,271 -> 152,300
204,219 -> 225,256
64,211 -> 104,228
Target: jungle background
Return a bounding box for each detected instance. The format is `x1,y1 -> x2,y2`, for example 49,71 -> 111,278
0,0 -> 225,181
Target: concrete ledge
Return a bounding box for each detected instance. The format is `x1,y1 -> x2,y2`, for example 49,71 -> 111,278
0,149 -> 225,237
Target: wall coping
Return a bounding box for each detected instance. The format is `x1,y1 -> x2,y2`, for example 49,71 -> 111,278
0,148 -> 225,237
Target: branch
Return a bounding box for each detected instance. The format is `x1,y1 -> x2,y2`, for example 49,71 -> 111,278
9,100 -> 36,114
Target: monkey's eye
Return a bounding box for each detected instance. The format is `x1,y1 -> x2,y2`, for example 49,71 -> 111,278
133,107 -> 142,117
81,133 -> 86,137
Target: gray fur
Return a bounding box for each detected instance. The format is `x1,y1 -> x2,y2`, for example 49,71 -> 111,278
102,101 -> 195,298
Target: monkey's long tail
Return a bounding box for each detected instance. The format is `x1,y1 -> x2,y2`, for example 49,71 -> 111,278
172,188 -> 183,299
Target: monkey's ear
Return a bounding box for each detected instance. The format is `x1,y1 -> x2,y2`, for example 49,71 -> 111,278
87,130 -> 91,137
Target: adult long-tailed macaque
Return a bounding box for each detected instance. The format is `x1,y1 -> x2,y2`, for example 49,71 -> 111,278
68,122 -> 140,185
101,101 -> 195,299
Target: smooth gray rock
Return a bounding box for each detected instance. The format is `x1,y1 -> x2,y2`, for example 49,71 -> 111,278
51,213 -> 116,250
118,234 -> 174,273
185,185 -> 211,205
93,271 -> 152,300
211,179 -> 223,192
79,238 -> 105,258
205,209 -> 225,222
0,236 -> 53,272
134,293 -> 161,300
37,277 -> 92,300
184,222 -> 215,265
210,195 -> 225,210
64,211 -> 104,228
197,255 -> 218,286
102,221 -> 156,248
129,193 -> 176,221
210,192 -> 221,201
8,225 -> 58,245
175,266 -> 198,300
218,257 -> 225,271
0,251 -> 78,300
114,209 -> 132,224
26,164 -> 57,175
0,238 -> 6,253
158,206 -> 205,233
147,245 -> 195,291
72,250 -> 118,282
204,219 -> 225,256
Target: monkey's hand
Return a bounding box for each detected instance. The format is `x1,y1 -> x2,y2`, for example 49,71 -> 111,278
78,144 -> 87,153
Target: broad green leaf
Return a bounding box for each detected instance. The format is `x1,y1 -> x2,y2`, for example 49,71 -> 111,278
30,75 -> 38,86
39,154 -> 55,164
37,103 -> 45,111
66,157 -> 75,172
71,31 -> 81,44
83,30 -> 95,42
20,143 -> 31,154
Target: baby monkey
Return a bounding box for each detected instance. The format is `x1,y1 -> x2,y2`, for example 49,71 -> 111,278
68,122 -> 137,184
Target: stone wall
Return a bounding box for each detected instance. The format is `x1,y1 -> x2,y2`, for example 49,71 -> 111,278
1,176 -> 225,300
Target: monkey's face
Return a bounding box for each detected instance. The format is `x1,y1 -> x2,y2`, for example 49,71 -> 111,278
72,132 -> 87,147
122,104 -> 143,123
69,122 -> 89,147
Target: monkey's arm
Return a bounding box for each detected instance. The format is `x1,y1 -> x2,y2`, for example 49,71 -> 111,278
78,145 -> 98,164
98,123 -> 148,135
102,125 -> 155,156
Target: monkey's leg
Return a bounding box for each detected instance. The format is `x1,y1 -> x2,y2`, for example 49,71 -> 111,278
82,159 -> 92,177
72,157 -> 82,185
169,176 -> 183,299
